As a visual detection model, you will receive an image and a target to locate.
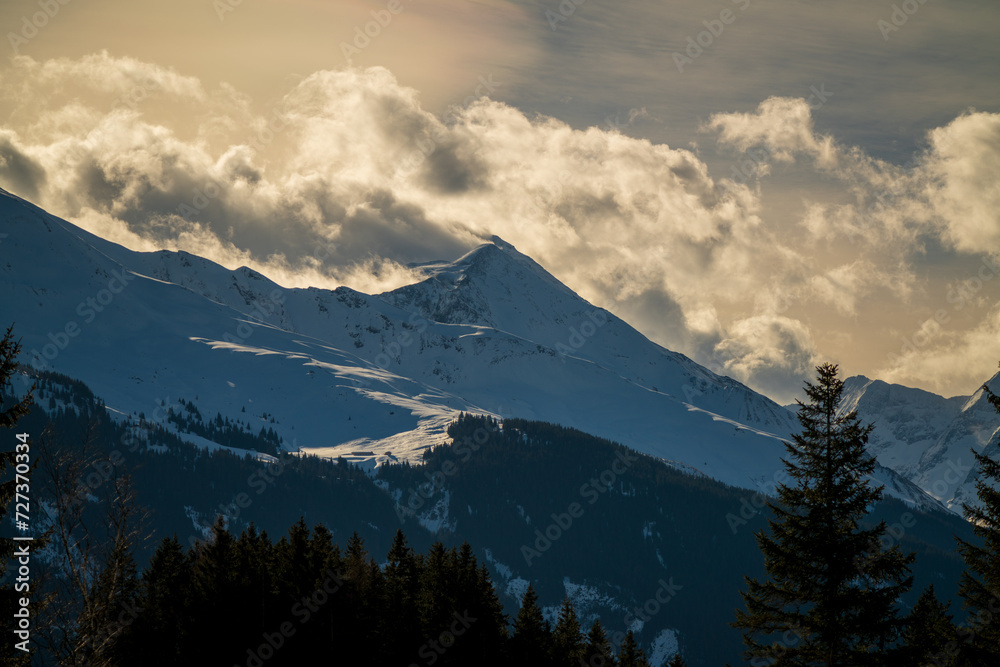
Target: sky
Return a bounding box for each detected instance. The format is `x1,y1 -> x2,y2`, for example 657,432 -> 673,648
1,0 -> 999,404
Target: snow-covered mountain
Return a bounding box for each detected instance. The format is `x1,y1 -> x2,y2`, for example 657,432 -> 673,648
842,374 -> 1000,511
0,187 -> 942,509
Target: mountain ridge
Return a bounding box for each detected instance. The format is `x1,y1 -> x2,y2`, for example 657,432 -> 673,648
0,187 -> 951,511
842,373 -> 1000,510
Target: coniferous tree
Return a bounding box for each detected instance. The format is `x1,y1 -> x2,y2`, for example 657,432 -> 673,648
584,618 -> 616,666
954,383 -> 1000,663
418,542 -> 457,642
188,516 -> 245,664
667,653 -> 687,666
511,584 -> 551,665
552,597 -> 586,666
382,529 -> 422,663
733,363 -> 914,665
128,536 -> 192,666
234,525 -> 276,652
464,561 -> 510,667
617,630 -> 650,667
899,585 -> 958,666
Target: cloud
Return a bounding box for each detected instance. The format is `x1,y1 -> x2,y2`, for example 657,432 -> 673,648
922,111 -> 1000,254
0,130 -> 46,200
705,97 -> 837,166
713,315 -> 818,403
878,304 -> 1000,397
2,54 -> 1000,403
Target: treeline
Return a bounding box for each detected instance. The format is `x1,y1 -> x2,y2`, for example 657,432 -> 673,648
381,413 -> 974,663
165,397 -> 282,455
7,366 -> 408,562
85,523 -> 675,667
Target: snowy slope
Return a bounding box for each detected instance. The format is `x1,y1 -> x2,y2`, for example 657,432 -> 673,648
842,374 -> 1000,510
0,187 -> 942,508
381,236 -> 798,435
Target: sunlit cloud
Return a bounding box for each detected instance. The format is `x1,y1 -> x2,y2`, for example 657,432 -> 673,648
2,53 -> 1000,402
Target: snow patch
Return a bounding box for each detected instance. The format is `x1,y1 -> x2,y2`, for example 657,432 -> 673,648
648,628 -> 680,666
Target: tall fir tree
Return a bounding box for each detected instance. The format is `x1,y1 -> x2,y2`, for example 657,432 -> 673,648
899,585 -> 959,666
127,536 -> 193,666
733,362 -> 914,665
617,630 -> 650,667
188,516 -> 245,664
382,529 -> 422,664
552,597 -> 586,666
584,619 -> 616,667
954,382 -> 1000,664
511,584 -> 551,665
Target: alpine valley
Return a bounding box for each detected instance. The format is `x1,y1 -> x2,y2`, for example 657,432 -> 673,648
1,187 -> 992,665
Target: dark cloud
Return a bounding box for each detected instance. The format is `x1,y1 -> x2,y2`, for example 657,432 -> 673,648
419,139 -> 489,194
0,135 -> 46,201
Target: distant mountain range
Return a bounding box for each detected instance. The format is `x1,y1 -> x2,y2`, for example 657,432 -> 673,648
2,186 -> 959,511
4,186 -> 995,665
842,373 -> 1000,512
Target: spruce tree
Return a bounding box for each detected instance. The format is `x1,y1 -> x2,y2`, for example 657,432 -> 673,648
188,516 -> 244,664
732,362 -> 913,665
899,585 -> 958,666
382,529 -> 421,664
584,618 -> 616,667
128,536 -> 193,666
617,630 -> 650,667
465,561 -> 510,667
667,653 -> 687,666
954,383 -> 1000,663
552,597 -> 586,666
511,584 -> 551,665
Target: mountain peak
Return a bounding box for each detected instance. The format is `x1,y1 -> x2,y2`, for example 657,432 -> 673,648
487,234 -> 517,252
452,235 -> 538,277
381,235 -> 580,329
